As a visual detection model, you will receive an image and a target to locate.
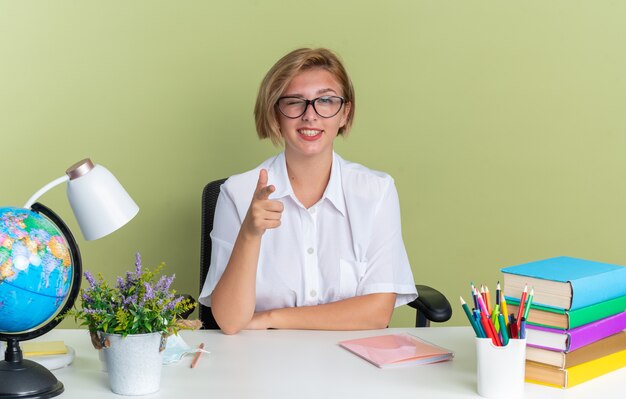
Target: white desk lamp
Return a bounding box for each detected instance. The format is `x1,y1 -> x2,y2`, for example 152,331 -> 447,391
24,158 -> 139,240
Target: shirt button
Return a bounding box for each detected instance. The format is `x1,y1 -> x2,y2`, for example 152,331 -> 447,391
309,207 -> 316,214
307,247 -> 314,255
310,289 -> 317,297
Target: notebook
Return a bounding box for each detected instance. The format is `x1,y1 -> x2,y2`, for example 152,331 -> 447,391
339,333 -> 453,369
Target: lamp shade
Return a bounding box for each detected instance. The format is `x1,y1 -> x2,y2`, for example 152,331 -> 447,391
66,160 -> 139,241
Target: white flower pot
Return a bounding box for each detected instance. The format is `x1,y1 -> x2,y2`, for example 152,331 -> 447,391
102,332 -> 165,395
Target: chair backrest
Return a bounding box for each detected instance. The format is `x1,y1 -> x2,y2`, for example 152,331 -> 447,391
199,178 -> 227,329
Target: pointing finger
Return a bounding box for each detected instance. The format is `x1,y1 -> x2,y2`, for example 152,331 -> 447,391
256,169 -> 268,191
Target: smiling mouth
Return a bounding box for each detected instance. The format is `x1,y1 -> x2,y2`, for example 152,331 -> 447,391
298,129 -> 323,137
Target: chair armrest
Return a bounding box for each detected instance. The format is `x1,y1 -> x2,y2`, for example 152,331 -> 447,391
407,285 -> 452,324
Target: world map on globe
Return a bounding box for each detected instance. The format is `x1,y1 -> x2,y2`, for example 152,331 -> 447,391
0,207 -> 73,333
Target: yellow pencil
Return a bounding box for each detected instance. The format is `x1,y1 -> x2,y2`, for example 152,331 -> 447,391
500,292 -> 509,327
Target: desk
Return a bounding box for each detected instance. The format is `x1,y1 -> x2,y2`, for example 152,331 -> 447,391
42,327 -> 623,398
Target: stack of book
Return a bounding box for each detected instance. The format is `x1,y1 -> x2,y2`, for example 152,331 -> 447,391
501,256 -> 626,388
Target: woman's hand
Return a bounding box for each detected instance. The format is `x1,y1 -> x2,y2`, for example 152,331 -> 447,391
241,169 -> 284,238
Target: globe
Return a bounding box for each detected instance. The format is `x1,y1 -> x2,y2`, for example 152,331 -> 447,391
0,207 -> 74,333
0,203 -> 82,399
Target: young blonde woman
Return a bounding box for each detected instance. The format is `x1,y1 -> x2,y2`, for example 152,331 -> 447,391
199,48 -> 417,334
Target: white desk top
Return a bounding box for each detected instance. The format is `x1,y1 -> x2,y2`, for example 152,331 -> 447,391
39,327 -> 623,398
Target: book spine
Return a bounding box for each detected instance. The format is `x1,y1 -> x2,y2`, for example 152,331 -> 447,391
569,295 -> 626,328
568,311 -> 626,351
566,349 -> 626,388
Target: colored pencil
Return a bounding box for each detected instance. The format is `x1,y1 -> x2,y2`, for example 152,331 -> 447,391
522,287 -> 534,320
460,296 -> 484,338
517,284 -> 528,330
475,288 -> 490,317
484,284 -> 492,314
519,317 -> 527,339
500,292 -> 509,327
190,343 -> 205,368
495,281 -> 501,306
471,282 -> 478,310
498,313 -> 510,346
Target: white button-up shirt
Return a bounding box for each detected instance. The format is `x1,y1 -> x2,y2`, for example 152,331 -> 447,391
199,152 -> 417,311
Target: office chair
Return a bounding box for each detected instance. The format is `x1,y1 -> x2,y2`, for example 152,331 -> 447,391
199,178 -> 452,329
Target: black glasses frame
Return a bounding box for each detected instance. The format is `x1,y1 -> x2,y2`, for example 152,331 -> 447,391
276,96 -> 345,119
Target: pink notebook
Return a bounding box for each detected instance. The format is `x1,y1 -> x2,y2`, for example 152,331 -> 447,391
339,333 -> 454,369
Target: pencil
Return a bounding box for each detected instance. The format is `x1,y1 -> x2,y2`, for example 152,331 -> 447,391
471,282 -> 478,310
500,292 -> 509,327
460,296 -> 484,338
485,284 -> 493,316
523,287 -> 534,321
519,317 -> 527,339
190,343 -> 204,368
475,288 -> 490,316
498,313 -> 510,346
517,284 -> 528,330
495,281 -> 501,307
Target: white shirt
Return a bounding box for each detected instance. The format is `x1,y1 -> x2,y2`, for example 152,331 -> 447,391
199,152 -> 417,311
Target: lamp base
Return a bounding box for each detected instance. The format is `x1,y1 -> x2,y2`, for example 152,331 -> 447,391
0,358 -> 64,399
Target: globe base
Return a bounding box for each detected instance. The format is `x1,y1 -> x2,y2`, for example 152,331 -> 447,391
0,358 -> 64,399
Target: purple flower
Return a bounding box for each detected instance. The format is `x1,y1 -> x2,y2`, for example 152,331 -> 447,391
123,294 -> 138,308
84,271 -> 97,288
155,274 -> 174,291
164,295 -> 183,311
134,252 -> 142,277
83,308 -> 105,315
144,282 -> 155,301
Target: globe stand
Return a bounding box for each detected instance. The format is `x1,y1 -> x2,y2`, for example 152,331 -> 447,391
0,338 -> 64,399
0,203 -> 81,399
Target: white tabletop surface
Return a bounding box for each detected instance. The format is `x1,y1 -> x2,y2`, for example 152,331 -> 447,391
32,327 -> 625,398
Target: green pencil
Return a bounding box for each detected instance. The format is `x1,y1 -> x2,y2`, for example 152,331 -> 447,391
523,287 -> 534,321
460,296 -> 484,338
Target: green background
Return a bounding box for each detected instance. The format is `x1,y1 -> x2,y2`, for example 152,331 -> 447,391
2,1 -> 625,328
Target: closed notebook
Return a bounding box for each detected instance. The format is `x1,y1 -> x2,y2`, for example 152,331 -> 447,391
525,311 -> 626,352
339,333 -> 453,369
526,331 -> 626,368
501,256 -> 626,310
525,349 -> 626,388
20,341 -> 67,356
506,295 -> 626,330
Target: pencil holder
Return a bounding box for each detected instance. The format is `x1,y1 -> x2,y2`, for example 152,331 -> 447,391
475,337 -> 526,399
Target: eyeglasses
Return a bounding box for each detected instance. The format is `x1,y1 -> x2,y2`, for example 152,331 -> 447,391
276,96 -> 345,119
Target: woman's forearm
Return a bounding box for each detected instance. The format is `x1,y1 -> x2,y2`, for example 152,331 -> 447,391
249,293 -> 396,331
210,231 -> 262,334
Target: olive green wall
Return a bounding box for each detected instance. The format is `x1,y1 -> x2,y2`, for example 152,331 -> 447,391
2,1 -> 626,328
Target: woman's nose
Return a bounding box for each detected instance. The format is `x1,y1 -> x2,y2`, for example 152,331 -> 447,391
301,102 -> 318,121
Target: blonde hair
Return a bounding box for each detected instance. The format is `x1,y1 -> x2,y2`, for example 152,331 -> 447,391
254,48 -> 355,145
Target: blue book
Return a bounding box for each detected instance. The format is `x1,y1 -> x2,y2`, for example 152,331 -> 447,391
501,256 -> 626,311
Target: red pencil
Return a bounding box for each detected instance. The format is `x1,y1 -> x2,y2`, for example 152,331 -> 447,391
517,284 -> 528,330
479,312 -> 501,346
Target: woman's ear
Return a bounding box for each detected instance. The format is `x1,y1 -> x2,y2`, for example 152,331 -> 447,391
340,102 -> 351,128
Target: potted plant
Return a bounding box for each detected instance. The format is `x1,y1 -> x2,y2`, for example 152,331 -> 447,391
66,253 -> 197,395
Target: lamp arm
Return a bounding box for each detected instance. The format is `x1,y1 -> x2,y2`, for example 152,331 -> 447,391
24,175 -> 69,209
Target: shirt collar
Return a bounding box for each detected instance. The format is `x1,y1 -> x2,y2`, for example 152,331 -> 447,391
266,152 -> 346,217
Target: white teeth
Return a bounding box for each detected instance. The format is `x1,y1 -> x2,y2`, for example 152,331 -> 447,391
298,129 -> 321,136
